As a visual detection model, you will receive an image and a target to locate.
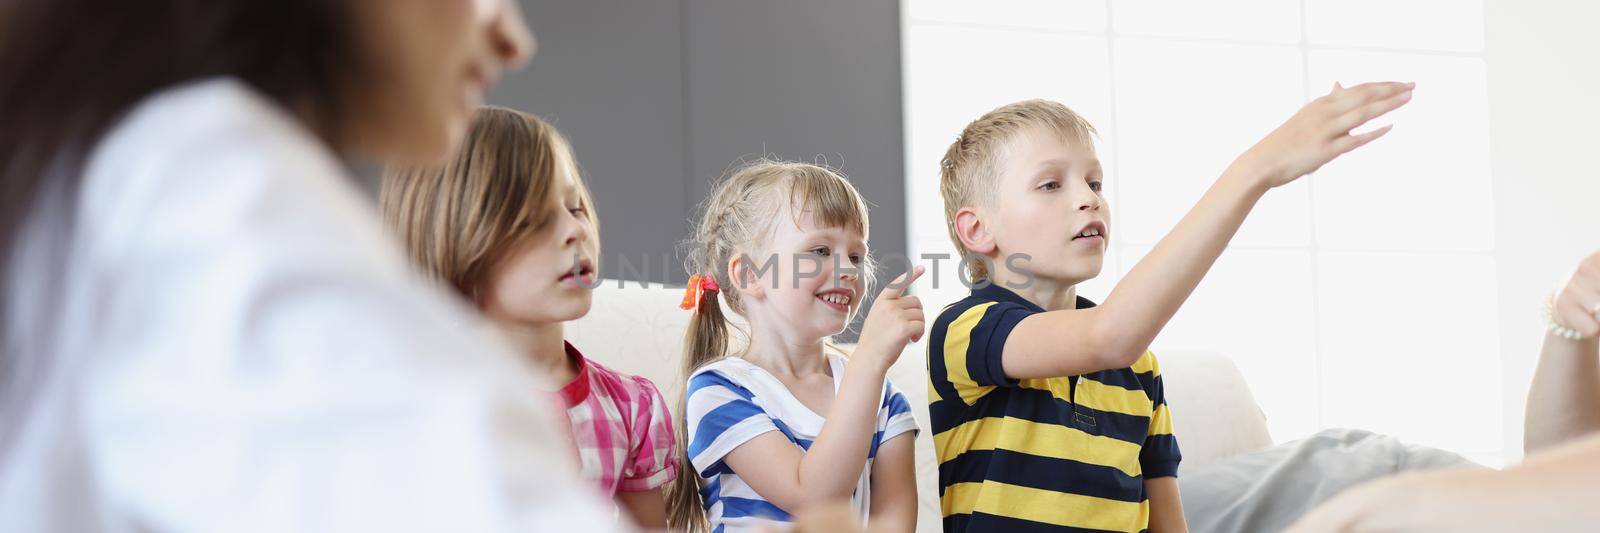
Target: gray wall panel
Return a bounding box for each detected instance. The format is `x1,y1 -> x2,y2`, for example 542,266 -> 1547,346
496,1 -> 905,338
492,1 -> 689,284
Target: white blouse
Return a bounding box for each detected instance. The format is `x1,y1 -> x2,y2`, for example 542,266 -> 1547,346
0,78 -> 618,532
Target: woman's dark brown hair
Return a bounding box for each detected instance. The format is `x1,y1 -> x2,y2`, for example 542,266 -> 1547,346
0,0 -> 362,429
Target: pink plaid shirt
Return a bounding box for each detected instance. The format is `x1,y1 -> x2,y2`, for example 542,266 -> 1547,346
557,342 -> 678,496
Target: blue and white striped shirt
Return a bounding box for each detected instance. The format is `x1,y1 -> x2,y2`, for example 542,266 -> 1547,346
685,353 -> 919,532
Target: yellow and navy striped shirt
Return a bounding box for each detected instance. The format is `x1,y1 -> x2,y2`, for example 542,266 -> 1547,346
927,284 -> 1180,533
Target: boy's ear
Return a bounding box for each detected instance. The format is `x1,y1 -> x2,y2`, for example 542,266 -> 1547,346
728,254 -> 765,300
954,207 -> 996,255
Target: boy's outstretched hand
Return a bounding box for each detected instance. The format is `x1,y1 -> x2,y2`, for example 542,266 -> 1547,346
1235,81 -> 1415,190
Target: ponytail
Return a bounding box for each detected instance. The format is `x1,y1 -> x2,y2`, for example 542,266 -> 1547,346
664,158 -> 871,531
665,277 -> 729,532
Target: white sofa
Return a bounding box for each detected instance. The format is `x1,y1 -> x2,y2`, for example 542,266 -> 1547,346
569,281 -> 1274,532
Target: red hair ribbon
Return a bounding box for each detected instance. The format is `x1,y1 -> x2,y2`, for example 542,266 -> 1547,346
679,274 -> 721,311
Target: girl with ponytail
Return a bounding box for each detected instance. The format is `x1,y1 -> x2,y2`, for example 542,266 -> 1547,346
666,159 -> 925,532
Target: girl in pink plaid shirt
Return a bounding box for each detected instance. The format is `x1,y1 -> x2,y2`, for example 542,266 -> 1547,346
381,106 -> 677,528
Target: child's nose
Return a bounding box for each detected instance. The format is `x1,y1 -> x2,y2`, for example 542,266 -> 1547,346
1077,192 -> 1102,211
562,218 -> 590,247
833,268 -> 859,291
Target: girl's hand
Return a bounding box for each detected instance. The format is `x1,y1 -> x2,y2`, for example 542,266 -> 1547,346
1552,251 -> 1600,339
1233,81 -> 1414,191
855,266 -> 926,373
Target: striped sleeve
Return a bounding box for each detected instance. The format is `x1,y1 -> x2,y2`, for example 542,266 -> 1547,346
684,370 -> 779,477
1135,352 -> 1182,478
931,301 -> 1034,405
871,379 -> 919,458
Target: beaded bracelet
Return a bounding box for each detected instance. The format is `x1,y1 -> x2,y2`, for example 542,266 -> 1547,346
1544,292 -> 1592,340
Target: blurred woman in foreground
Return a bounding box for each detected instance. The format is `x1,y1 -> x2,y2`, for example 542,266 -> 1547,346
0,1 -> 619,530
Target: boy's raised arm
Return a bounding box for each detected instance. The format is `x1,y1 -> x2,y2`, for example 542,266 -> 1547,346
1002,81 -> 1415,380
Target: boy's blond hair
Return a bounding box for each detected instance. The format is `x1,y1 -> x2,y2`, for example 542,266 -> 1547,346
380,106 -> 598,303
939,99 -> 1098,280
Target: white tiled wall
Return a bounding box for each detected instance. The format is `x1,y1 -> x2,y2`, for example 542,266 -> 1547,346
1307,50 -> 1494,252
1114,0 -> 1302,43
1315,252 -> 1502,455
1306,0 -> 1485,53
1113,38 -> 1310,248
907,0 -> 1107,32
903,0 -> 1500,463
